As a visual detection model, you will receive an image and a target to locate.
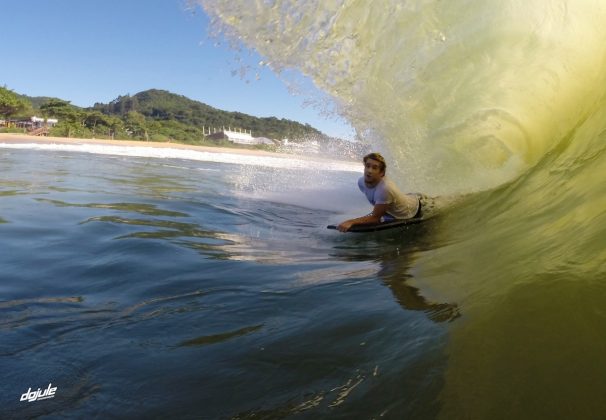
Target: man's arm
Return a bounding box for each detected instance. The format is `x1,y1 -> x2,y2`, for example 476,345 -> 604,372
337,204 -> 388,232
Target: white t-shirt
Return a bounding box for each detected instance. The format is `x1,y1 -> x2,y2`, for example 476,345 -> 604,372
358,176 -> 419,219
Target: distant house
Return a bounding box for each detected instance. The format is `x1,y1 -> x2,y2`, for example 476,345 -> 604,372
14,116 -> 59,129
207,128 -> 276,146
31,116 -> 58,127
31,116 -> 45,125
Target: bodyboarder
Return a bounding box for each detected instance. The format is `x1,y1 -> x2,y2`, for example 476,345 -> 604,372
337,152 -> 429,232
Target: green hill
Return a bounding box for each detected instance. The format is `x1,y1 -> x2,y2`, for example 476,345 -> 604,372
17,94 -> 59,111
92,89 -> 324,141
4,88 -> 328,147
2,86 -> 368,157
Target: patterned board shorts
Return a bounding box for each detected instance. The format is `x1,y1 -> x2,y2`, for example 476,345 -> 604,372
416,193 -> 437,218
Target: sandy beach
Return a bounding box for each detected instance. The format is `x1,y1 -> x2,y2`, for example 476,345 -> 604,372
0,132 -> 296,159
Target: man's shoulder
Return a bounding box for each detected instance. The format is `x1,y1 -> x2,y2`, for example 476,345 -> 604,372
378,177 -> 392,190
357,176 -> 365,190
382,177 -> 402,192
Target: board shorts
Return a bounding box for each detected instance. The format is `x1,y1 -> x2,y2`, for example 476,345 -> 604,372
416,194 -> 435,218
381,193 -> 434,222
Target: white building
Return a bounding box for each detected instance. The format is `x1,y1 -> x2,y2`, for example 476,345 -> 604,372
207,129 -> 275,145
30,116 -> 59,128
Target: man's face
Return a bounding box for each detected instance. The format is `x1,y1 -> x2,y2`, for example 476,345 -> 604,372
364,158 -> 385,186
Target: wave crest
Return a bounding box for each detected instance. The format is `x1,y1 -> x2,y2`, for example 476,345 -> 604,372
199,0 -> 606,193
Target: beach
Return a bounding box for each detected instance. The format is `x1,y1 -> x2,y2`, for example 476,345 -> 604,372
0,132 -> 294,159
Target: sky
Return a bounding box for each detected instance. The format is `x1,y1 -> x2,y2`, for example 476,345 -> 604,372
0,0 -> 354,139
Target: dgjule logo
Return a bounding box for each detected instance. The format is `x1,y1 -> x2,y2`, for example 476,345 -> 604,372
20,383 -> 57,402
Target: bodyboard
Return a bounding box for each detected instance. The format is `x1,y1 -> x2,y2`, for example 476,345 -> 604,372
327,216 -> 425,233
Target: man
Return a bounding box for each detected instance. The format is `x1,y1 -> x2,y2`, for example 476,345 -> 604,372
337,152 -> 423,232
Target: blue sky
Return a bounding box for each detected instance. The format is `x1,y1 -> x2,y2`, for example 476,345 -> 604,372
0,0 -> 354,139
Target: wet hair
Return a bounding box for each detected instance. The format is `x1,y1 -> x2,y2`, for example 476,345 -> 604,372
363,152 -> 387,173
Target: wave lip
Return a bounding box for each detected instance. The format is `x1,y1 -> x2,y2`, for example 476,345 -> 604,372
200,0 -> 606,193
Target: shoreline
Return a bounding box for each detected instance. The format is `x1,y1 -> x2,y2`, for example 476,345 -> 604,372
0,132 -> 297,160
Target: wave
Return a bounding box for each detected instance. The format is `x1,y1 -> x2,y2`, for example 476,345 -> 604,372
198,1 -> 606,416
197,0 -> 606,304
198,0 -> 606,194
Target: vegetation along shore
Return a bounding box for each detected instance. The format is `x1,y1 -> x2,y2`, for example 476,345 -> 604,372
0,86 -> 365,157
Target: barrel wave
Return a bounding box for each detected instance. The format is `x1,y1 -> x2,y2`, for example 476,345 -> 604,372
199,1 -> 606,417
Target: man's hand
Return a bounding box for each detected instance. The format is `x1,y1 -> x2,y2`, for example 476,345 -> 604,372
336,205 -> 387,232
337,220 -> 354,232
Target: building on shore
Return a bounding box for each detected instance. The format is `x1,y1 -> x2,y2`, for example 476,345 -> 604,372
30,116 -> 58,128
206,128 -> 276,146
1,116 -> 58,131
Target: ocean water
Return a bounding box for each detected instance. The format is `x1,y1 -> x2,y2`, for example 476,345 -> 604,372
2,144 -> 456,419
5,0 -> 606,417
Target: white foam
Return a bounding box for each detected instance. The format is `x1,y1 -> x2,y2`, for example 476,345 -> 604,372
0,142 -> 361,173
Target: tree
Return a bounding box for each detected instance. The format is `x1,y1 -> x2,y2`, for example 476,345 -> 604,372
0,87 -> 29,119
104,115 -> 124,139
85,111 -> 111,135
124,111 -> 149,140
40,99 -> 85,137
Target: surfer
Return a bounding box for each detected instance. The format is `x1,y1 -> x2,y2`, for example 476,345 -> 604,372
337,152 -> 424,232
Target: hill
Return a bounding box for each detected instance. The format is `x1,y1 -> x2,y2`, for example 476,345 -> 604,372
5,88 -> 328,146
2,87 -> 368,157
17,93 -> 59,110
92,89 -> 324,141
